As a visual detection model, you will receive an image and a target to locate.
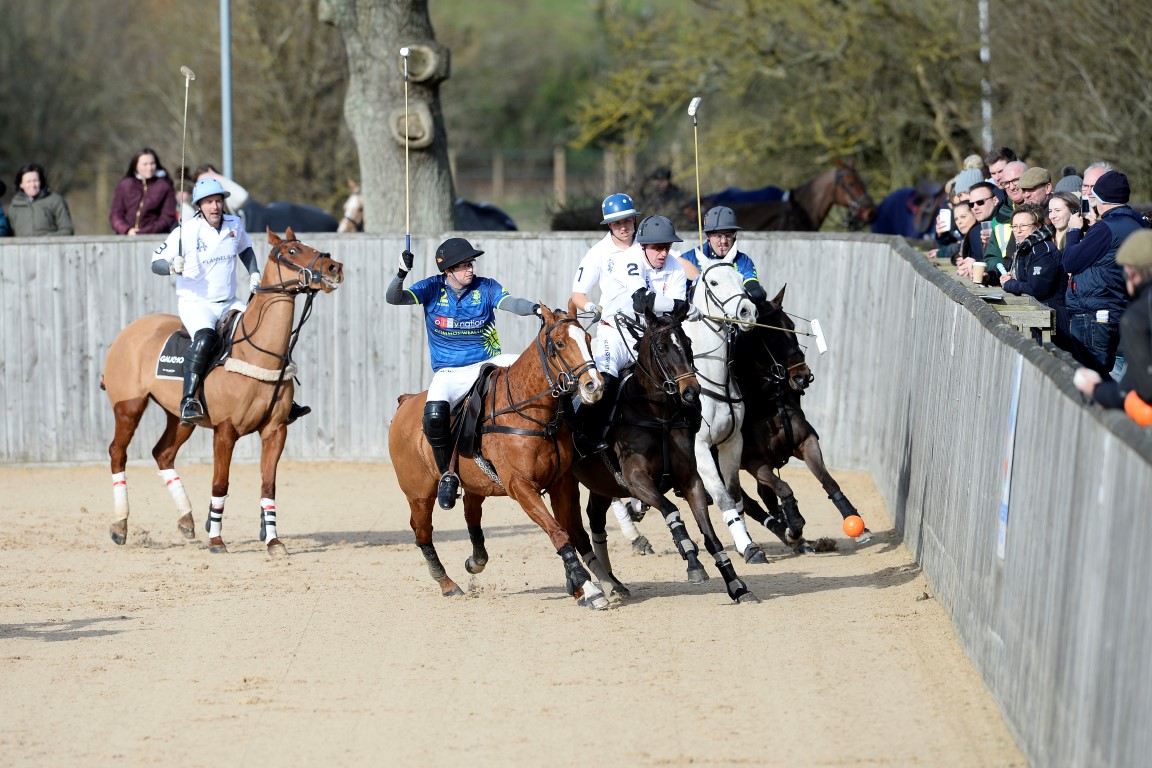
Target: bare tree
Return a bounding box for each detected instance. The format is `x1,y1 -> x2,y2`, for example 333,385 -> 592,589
319,0 -> 455,234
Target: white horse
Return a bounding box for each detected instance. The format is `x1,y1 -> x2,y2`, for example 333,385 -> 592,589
684,260 -> 764,563
337,180 -> 363,233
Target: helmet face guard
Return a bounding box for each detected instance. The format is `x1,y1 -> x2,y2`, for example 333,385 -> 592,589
601,193 -> 640,225
636,215 -> 683,245
435,237 -> 485,272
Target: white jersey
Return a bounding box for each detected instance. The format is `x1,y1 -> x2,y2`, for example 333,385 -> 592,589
599,246 -> 689,323
572,232 -> 633,297
153,213 -> 254,303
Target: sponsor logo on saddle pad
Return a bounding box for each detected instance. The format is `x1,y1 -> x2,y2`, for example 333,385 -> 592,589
155,332 -> 190,380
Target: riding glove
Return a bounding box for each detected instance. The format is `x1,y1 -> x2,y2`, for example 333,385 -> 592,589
745,280 -> 767,304
532,303 -> 543,318
631,287 -> 656,315
170,254 -> 184,274
249,272 -> 261,292
399,249 -> 415,277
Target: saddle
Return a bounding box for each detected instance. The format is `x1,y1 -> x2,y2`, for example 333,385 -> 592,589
453,363 -> 500,460
153,310 -> 242,380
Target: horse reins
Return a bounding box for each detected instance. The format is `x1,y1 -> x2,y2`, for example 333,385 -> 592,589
234,238 -> 330,427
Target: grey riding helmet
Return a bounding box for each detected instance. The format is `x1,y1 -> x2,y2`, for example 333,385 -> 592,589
702,205 -> 742,233
635,215 -> 683,245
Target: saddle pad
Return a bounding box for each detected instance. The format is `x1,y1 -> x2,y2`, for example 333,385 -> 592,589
155,332 -> 190,380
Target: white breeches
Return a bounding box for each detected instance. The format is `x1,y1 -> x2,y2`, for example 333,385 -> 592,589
427,354 -> 519,408
593,323 -> 636,378
178,296 -> 245,336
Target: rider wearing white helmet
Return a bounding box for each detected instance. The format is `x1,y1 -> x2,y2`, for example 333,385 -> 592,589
151,177 -> 308,426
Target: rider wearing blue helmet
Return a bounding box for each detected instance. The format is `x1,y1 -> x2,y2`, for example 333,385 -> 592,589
679,205 -> 767,302
151,177 -> 309,427
570,193 -> 642,317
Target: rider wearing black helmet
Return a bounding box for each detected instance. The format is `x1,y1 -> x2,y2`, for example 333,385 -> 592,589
679,205 -> 767,303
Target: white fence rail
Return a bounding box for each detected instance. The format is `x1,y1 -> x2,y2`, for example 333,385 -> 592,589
3,232 -> 1151,767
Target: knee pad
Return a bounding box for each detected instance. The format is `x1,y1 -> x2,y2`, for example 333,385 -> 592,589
422,400 -> 452,444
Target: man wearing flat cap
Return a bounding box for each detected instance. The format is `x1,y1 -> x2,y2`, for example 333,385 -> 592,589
1061,170 -> 1151,374
1073,229 -> 1152,426
1018,167 -> 1053,208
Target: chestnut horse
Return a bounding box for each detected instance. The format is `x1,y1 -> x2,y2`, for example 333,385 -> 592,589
571,303 -> 758,604
732,288 -> 866,553
102,228 -> 344,555
388,303 -> 609,609
698,161 -> 876,232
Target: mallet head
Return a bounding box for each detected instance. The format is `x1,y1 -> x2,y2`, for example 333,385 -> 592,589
399,47 -> 410,57
687,97 -> 701,117
180,66 -> 196,81
811,319 -> 828,354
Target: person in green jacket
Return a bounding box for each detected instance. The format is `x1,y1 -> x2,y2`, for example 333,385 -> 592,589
9,164 -> 73,236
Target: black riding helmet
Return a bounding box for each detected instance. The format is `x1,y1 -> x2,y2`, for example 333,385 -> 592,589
435,237 -> 484,272
636,215 -> 683,245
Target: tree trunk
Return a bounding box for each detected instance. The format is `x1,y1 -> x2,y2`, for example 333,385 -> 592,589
320,0 -> 455,235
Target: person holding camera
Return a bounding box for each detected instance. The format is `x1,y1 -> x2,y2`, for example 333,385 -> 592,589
1062,170 -> 1149,374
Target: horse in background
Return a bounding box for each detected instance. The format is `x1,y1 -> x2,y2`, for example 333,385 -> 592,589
336,180 -> 517,232
550,161 -> 875,232
870,180 -> 948,239
242,199 -> 339,234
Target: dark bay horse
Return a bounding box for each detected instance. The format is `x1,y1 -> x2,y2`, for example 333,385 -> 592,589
102,228 -> 344,555
570,303 -> 758,604
731,288 -> 865,553
387,304 -> 609,609
243,199 -> 339,234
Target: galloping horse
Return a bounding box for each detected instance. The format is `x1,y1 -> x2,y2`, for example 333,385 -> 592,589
684,261 -> 763,563
574,304 -> 759,603
698,161 -> 876,232
102,228 -> 344,555
732,288 -> 866,552
388,304 -> 609,609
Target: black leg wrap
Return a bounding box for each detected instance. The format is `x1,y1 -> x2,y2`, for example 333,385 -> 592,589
829,490 -> 859,519
417,542 -> 448,581
660,507 -> 698,561
558,543 -> 592,586
713,551 -> 752,602
781,497 -> 806,536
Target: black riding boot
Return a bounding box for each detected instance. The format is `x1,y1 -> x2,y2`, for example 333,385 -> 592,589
180,329 -> 219,426
287,402 -> 311,425
423,400 -> 459,510
572,373 -> 619,458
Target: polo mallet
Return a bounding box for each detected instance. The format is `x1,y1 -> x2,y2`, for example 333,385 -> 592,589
176,65 -> 196,272
702,314 -> 829,354
688,96 -> 703,246
400,47 -> 411,254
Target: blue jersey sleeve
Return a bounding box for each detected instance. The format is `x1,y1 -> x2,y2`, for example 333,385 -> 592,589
734,252 -> 759,283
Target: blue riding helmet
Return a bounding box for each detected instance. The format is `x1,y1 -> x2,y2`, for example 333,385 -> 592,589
600,193 -> 640,225
191,177 -> 231,207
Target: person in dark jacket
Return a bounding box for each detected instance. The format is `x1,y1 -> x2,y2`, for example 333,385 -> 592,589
1062,170 -> 1150,373
1000,205 -> 1068,345
1073,229 -> 1152,426
109,147 -> 177,235
0,179 -> 9,237
8,164 -> 74,236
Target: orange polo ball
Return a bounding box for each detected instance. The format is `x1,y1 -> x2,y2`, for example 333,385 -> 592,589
843,515 -> 865,538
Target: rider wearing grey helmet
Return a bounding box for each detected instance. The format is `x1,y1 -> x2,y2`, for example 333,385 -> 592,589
680,205 -> 767,303
571,214 -> 697,455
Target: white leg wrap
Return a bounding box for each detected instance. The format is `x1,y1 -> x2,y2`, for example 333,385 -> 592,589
723,508 -> 754,554
208,495 -> 227,538
260,497 -> 278,542
112,472 -> 129,520
158,469 -> 193,516
610,499 -> 639,541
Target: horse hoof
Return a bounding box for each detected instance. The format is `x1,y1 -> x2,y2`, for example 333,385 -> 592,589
465,556 -> 487,575
798,542 -> 816,554
442,586 -> 465,597
267,539 -> 288,558
609,581 -> 632,600
735,590 -> 761,604
208,537 -> 228,554
742,544 -> 767,564
632,535 -> 655,556
177,513 -> 196,540
687,567 -> 709,584
109,519 -> 128,546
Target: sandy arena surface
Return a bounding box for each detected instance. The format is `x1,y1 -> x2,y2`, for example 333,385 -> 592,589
0,460 -> 1025,767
